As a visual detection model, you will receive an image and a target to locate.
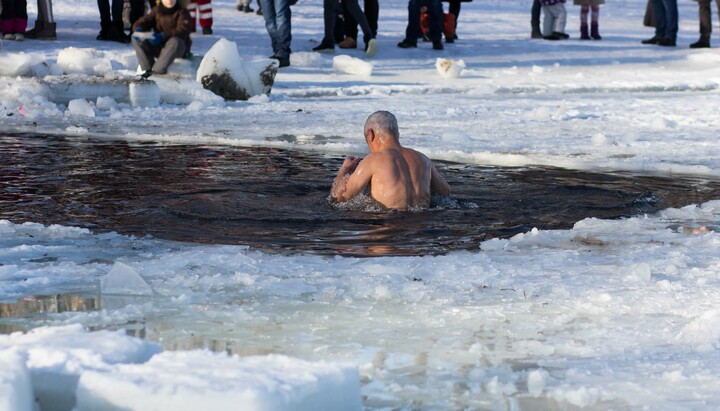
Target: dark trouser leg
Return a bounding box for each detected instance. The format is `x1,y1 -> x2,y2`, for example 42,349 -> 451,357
651,0 -> 665,38
531,0 -> 541,28
153,37 -> 185,73
405,0 -> 422,42
699,0 -> 711,38
365,0 -> 378,36
448,0 -> 460,29
426,0 -> 442,42
129,0 -> 146,25
343,0 -> 372,42
323,0 -> 337,42
98,0 -> 111,26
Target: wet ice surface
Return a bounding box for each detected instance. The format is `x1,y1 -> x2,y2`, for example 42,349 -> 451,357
3,133 -> 720,256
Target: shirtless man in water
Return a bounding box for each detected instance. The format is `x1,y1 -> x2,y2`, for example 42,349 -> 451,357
330,111 -> 450,210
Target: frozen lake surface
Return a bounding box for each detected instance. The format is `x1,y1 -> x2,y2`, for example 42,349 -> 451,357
3,0 -> 720,408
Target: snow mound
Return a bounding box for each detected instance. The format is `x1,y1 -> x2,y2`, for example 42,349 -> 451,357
333,55 -> 373,76
436,58 -> 465,79
196,38 -> 278,100
76,351 -> 362,411
0,52 -> 43,76
0,349 -> 34,411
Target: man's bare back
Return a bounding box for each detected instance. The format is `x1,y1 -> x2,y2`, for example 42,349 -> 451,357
331,111 -> 450,210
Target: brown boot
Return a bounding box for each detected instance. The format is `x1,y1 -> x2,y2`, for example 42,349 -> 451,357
25,20 -> 57,40
338,37 -> 357,49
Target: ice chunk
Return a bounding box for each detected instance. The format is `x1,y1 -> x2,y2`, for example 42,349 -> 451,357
101,262 -> 153,296
152,77 -> 224,105
674,309 -> 720,351
436,58 -> 465,79
96,96 -> 118,111
76,351 -> 362,411
0,52 -> 41,76
196,38 -> 278,100
332,55 -> 373,76
128,81 -> 161,107
0,324 -> 161,411
0,349 -> 34,411
527,369 -> 548,397
57,47 -> 113,76
67,98 -> 96,117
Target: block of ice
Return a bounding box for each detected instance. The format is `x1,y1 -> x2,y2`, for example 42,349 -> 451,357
101,262 -> 153,296
0,349 -> 34,411
196,38 -> 278,100
436,58 -> 465,79
67,98 -> 96,117
57,47 -> 113,76
76,351 -> 362,411
0,52 -> 42,76
332,55 -> 373,76
0,324 -> 161,411
128,81 -> 161,107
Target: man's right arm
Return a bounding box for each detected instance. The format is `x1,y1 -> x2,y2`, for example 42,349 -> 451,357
331,156 -> 373,202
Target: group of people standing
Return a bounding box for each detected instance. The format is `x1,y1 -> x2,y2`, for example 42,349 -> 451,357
530,0 -> 603,41
641,0 -> 720,48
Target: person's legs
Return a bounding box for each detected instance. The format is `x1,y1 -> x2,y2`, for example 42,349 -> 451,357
553,4 -> 566,33
343,0 -> 372,43
651,0 -> 666,39
0,0 -> 13,34
97,0 -> 111,28
531,0 -> 542,38
426,0 -> 443,45
273,0 -> 291,57
197,0 -> 212,31
260,0 -> 278,53
132,37 -> 155,71
129,0 -> 145,25
153,37 -> 186,73
448,0 -> 459,31
321,0 -> 336,44
590,5 -> 600,39
658,0 -> 677,43
542,5 -> 555,36
580,4 -> 589,39
405,0 -> 421,42
365,0 -> 378,36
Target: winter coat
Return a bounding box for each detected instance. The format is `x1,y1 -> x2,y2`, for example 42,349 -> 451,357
573,0 -> 604,5
132,1 -> 192,54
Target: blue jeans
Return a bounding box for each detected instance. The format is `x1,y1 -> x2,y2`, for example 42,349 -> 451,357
260,0 -> 291,58
405,0 -> 442,43
652,0 -> 678,41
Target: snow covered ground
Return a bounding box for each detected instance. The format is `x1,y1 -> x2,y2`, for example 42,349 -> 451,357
2,0 -> 720,409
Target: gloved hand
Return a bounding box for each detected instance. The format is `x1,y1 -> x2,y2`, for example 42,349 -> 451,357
149,32 -> 164,46
131,27 -> 143,43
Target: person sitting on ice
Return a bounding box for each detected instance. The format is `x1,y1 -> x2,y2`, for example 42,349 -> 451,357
131,0 -> 192,79
330,111 -> 450,210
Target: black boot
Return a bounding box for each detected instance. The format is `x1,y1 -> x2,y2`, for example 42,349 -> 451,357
690,36 -> 710,48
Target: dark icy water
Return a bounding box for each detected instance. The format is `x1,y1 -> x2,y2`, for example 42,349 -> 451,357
2,132 -> 720,256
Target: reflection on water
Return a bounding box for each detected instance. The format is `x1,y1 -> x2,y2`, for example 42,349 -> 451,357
2,132 -> 720,256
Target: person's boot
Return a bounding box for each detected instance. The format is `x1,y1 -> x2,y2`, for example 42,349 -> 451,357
580,23 -> 590,40
531,21 -> 543,39
25,20 -> 56,39
114,20 -> 131,43
690,36 -> 710,48
590,22 -> 602,40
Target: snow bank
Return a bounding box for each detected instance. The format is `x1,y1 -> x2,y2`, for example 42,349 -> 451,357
76,351 -> 362,411
0,324 -> 161,411
0,349 -> 34,411
0,324 -> 361,411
